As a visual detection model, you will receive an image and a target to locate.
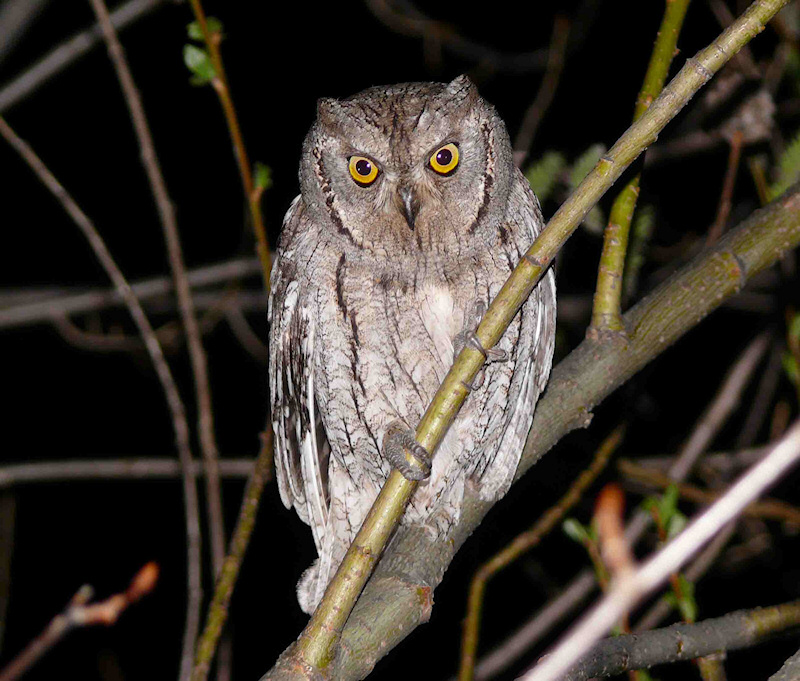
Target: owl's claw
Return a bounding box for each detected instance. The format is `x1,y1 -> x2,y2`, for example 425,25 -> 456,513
383,420 -> 431,481
453,302 -> 508,391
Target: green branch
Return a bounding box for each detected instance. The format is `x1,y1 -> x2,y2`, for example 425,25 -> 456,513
591,0 -> 691,333
262,1 -> 791,678
331,184 -> 800,681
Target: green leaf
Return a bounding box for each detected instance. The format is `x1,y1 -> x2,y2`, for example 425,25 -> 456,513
187,17 -> 223,41
675,574 -> 697,623
568,144 -> 606,190
783,352 -> 799,386
562,518 -> 591,545
666,510 -> 687,539
183,44 -> 216,85
789,313 -> 800,345
660,484 -> 680,520
768,128 -> 800,201
524,151 -> 566,203
254,162 -> 273,191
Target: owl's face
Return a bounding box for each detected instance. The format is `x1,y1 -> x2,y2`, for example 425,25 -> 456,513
300,76 -> 514,255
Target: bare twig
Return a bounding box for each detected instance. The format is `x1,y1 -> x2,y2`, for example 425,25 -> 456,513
564,600 -> 800,681
0,257 -> 263,330
0,458 -> 254,488
0,0 -> 51,65
513,15 -> 570,168
0,563 -> 159,681
458,425 -> 624,681
521,419 -> 800,681
87,2 -> 227,647
186,0 -> 271,287
706,129 -> 745,245
0,0 -> 166,113
595,484 -> 634,578
620,458 -> 800,525
191,429 -> 274,681
0,117 -> 203,681
223,304 -> 269,363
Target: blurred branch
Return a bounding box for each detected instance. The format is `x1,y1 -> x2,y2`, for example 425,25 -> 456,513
0,0 -> 51,65
0,458 -> 254,488
457,425 -> 624,681
620,458 -> 800,525
191,429 -> 274,681
523,419 -> 800,681
332,185 -> 800,681
513,15 -> 570,168
0,116 -> 203,681
0,257 -> 263,330
0,563 -> 159,681
563,600 -> 800,681
363,0 -> 550,74
0,0 -> 167,113
88,4 -> 227,658
186,0 -> 271,288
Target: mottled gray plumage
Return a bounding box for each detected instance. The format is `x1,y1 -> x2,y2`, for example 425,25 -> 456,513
269,75 -> 556,614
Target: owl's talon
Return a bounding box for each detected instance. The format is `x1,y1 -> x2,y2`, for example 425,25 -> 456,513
383,421 -> 431,481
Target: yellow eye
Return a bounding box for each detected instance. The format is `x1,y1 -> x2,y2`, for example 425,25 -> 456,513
429,143 -> 459,175
348,156 -> 379,186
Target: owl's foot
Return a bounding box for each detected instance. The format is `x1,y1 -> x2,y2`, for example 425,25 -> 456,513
453,302 -> 508,391
382,420 -> 431,481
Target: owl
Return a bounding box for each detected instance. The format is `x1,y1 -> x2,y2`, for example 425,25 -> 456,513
269,75 -> 556,614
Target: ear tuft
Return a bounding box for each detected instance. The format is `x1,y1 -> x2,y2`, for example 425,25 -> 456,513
445,74 -> 479,105
316,97 -> 343,125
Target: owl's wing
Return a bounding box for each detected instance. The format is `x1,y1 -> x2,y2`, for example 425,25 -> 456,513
269,199 -> 330,551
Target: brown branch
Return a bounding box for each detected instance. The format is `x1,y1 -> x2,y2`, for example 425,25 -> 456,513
706,129 -> 745,245
619,458 -> 800,526
562,600 -> 800,681
0,116 -> 204,681
186,0 -> 271,288
0,563 -> 158,681
458,425 -> 624,681
87,3 -> 227,653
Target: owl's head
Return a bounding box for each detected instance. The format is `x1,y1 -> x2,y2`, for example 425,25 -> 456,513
300,75 -> 515,255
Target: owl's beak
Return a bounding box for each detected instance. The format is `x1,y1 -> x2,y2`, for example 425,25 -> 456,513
397,185 -> 420,231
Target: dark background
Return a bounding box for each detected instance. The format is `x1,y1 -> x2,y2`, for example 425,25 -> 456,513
1,1 -> 799,680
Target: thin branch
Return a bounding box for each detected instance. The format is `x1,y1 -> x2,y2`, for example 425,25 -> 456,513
334,185 -> 800,681
0,458 -> 255,488
186,0 -> 271,287
589,0 -> 691,333
0,257 -> 263,331
223,304 -> 269,363
0,563 -> 159,681
0,0 -> 166,113
87,0 -> 227,634
706,129 -> 745,245
467,329 -> 770,680
564,600 -> 800,681
512,15 -> 570,168
521,419 -> 800,681
0,117 -> 203,681
620,458 -> 800,525
0,0 -> 51,66
458,425 -> 624,681
191,429 -> 274,681
265,4 -> 793,676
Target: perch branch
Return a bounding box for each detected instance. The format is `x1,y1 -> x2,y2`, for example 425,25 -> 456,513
263,2 -> 794,677
590,0 -> 691,333
562,599 -> 800,681
332,185 -> 800,681
186,0 -> 271,287
0,117 -> 204,681
88,0 -> 227,619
